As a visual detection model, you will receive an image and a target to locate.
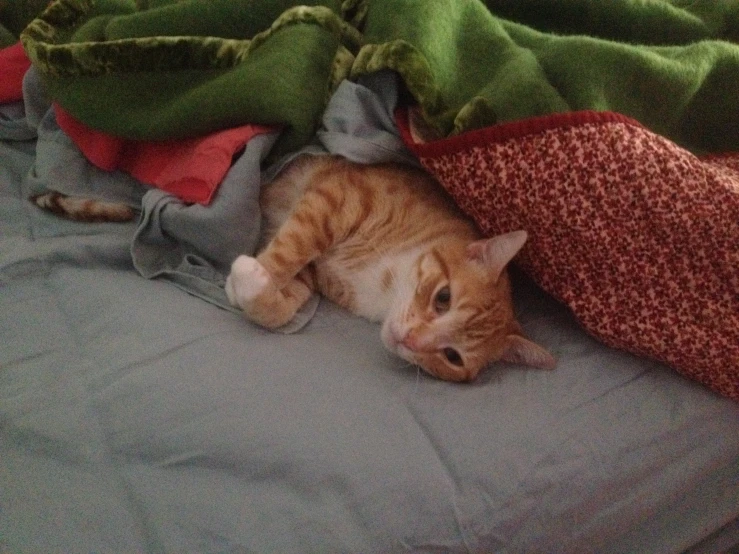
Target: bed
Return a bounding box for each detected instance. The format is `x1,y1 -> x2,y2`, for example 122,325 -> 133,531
2,1 -> 739,552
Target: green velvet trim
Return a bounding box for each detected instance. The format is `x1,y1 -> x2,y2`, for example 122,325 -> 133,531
22,1 -> 360,77
328,44 -> 356,101
250,6 -> 362,57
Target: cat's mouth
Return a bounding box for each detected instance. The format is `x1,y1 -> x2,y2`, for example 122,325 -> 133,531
394,343 -> 418,364
381,322 -> 424,366
381,322 -> 419,356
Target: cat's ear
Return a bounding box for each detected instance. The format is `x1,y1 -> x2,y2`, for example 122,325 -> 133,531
466,230 -> 528,281
500,333 -> 556,369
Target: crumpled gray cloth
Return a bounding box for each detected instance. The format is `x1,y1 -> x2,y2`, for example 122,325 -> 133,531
317,70 -> 420,167
130,131 -> 286,316
265,70 -> 420,182
0,101 -> 33,141
2,67 -> 414,332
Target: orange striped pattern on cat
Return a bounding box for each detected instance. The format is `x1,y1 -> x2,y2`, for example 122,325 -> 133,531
227,155 -> 555,382
31,191 -> 135,222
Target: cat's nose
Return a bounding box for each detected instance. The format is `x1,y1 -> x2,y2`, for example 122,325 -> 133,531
400,332 -> 421,352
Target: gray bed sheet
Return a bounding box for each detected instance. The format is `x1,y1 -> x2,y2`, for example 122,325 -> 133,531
2,136 -> 739,551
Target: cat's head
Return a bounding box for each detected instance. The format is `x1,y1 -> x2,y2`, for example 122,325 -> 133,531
380,230 -> 555,382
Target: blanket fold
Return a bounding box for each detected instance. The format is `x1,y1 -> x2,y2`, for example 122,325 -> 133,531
480,0 -> 739,44
16,0 -> 739,155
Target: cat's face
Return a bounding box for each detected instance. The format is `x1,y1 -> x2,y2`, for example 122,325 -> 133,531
381,248 -> 514,381
380,232 -> 555,381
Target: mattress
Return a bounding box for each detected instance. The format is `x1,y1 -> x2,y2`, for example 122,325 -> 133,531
2,135 -> 739,552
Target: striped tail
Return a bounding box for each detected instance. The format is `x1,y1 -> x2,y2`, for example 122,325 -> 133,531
30,191 -> 135,223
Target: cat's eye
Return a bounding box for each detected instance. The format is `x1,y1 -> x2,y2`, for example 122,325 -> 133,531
443,347 -> 463,366
434,286 -> 452,314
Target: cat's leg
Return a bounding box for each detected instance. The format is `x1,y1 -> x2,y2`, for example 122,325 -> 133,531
228,179 -> 361,328
256,182 -> 361,289
226,255 -> 314,329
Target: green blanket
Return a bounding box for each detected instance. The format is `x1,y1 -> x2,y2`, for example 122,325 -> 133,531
14,0 -> 739,156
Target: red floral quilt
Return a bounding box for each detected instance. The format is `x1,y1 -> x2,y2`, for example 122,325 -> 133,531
398,109 -> 739,401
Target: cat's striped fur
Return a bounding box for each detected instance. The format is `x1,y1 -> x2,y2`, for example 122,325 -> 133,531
226,155 -> 554,382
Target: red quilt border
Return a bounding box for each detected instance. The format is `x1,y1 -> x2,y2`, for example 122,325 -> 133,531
396,108 -> 645,157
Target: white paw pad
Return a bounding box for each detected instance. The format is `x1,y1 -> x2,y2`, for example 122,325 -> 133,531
225,256 -> 272,308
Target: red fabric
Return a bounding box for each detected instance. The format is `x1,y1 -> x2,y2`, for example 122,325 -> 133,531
55,105 -> 275,205
0,42 -> 32,103
398,108 -> 739,401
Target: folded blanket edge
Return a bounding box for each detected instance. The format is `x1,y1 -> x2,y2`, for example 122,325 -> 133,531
20,1 -> 360,78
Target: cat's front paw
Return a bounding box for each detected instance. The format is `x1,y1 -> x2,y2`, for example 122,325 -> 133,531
225,255 -> 272,309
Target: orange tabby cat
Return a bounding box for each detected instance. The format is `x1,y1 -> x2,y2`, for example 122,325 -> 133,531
226,154 -> 555,381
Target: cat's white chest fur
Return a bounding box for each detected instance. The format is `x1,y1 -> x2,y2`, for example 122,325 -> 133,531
322,246 -> 421,323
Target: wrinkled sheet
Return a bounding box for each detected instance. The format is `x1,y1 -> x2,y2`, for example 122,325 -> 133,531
2,136 -> 739,552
